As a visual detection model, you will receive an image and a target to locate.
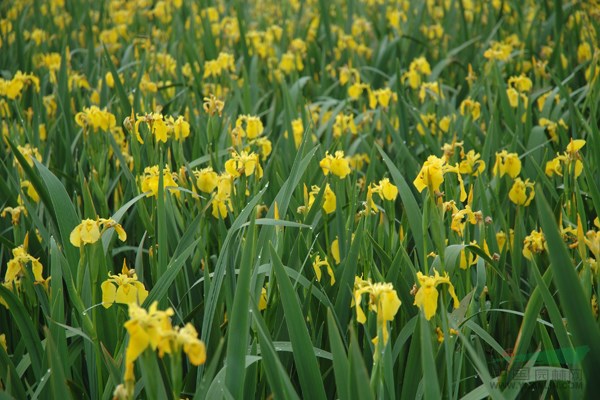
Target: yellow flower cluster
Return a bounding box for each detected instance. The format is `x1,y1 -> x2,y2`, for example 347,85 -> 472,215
123,302 -> 206,383
70,217 -> 127,247
0,71 -> 39,99
1,244 -> 46,308
508,178 -> 535,206
203,94 -> 224,117
129,113 -> 190,144
312,255 -> 335,285
319,151 -> 352,179
280,39 -> 307,74
491,150 -> 535,207
539,118 -> 568,142
413,270 -> 460,320
506,74 -> 532,110
492,151 -> 521,178
523,229 -> 547,260
545,139 -> 585,178
203,52 -> 235,79
459,150 -> 486,176
225,150 -> 262,179
229,114 -> 271,160
290,118 -> 305,148
75,106 -> 117,132
1,204 -> 27,225
332,113 -> 358,138
14,144 -> 42,175
419,82 -> 443,103
445,203 -> 482,237
193,166 -> 234,219
459,97 -> 481,121
232,115 -> 264,140
101,260 -> 148,308
360,178 -> 398,216
353,276 -> 401,344
341,67 -> 396,110
483,41 -> 513,62
139,165 -> 180,197
402,56 -> 431,89
297,184 -> 337,215
413,155 -> 466,201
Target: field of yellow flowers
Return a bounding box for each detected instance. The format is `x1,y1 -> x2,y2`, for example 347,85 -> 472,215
1,0 -> 600,398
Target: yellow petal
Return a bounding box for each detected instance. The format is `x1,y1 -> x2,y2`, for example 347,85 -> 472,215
312,261 -> 322,282
134,282 -> 149,304
116,284 -> 138,305
322,185 -> 336,214
101,281 -> 117,308
32,260 -> 44,282
380,290 -> 401,321
331,238 -> 340,264
115,225 -> 127,242
184,341 -> 207,365
446,282 -> 460,309
327,263 -> 336,286
69,227 -> 81,247
354,293 -> 367,324
124,322 -> 150,367
259,287 -> 268,311
414,286 -> 438,320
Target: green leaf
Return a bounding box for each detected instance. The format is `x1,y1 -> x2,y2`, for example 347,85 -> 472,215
142,237 -> 200,307
420,313 -> 441,400
102,192 -> 147,253
0,344 -> 26,399
269,244 -> 327,400
45,327 -> 72,400
201,185 -> 267,344
0,286 -> 45,379
348,328 -> 374,400
102,45 -> 131,118
205,356 -> 261,400
535,186 -> 600,395
225,217 -> 257,398
32,158 -> 80,271
252,306 -> 301,400
327,309 -> 350,400
377,145 -> 427,265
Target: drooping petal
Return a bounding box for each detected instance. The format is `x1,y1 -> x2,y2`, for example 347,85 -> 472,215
380,290 -> 401,322
134,282 -> 149,304
414,285 -> 439,320
124,322 -> 150,368
101,281 -> 117,308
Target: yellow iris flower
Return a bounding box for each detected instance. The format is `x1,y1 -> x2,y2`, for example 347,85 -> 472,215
224,150 -> 262,178
194,167 -> 219,193
69,217 -> 127,247
312,255 -> 335,285
508,178 -> 535,206
139,165 -> 180,197
123,302 -> 206,382
371,178 -> 398,201
413,270 -> 460,320
492,150 -> 521,178
522,229 -> 546,260
5,245 -> 44,284
101,260 -> 148,308
320,151 -> 352,179
413,155 -> 466,201
352,276 -> 401,344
